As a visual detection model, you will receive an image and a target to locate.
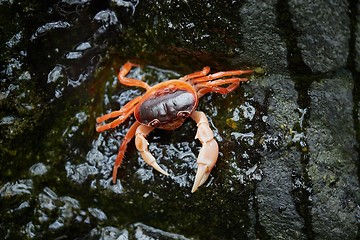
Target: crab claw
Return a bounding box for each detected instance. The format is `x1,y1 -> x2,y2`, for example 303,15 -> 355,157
191,139 -> 219,193
139,149 -> 169,176
190,111 -> 219,193
192,164 -> 209,192
135,125 -> 169,176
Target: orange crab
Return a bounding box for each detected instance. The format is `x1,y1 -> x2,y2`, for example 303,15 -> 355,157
96,61 -> 253,192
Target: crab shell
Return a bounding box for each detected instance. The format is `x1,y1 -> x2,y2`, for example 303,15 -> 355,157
134,80 -> 198,130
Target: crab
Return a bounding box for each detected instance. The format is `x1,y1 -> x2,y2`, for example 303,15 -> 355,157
96,61 -> 253,192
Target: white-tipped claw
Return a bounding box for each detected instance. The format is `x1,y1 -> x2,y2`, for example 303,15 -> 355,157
140,150 -> 169,175
191,164 -> 210,193
150,161 -> 169,176
135,125 -> 169,176
190,111 -> 219,193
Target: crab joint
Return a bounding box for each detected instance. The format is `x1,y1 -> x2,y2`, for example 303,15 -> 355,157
135,125 -> 169,176
190,111 -> 219,193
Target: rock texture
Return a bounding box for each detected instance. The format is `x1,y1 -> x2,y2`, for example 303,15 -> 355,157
0,0 -> 359,239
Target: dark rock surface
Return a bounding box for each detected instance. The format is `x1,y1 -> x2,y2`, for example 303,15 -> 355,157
250,75 -> 307,239
240,0 -> 288,73
307,72 -> 359,239
288,0 -> 350,73
0,0 -> 359,239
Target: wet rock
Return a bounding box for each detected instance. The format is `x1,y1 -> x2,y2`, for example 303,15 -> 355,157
93,10 -> 119,28
29,163 -> 49,176
27,187 -> 117,238
93,223 -> 189,240
0,179 -> 33,197
0,0 -> 109,156
95,226 -> 129,240
30,21 -> 72,41
257,151 -> 307,239
240,0 -> 288,73
249,75 -> 307,239
88,207 -> 108,221
288,0 -> 350,73
121,1 -> 258,68
133,223 -> 189,240
355,2 -> 360,72
307,71 -> 359,239
1,0 -> 359,239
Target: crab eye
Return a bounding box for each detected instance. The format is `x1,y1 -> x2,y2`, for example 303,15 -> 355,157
148,119 -> 161,128
177,111 -> 190,119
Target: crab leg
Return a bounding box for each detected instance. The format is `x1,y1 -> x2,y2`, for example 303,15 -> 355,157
135,125 -> 169,176
196,77 -> 249,98
178,66 -> 210,82
96,96 -> 142,132
118,61 -> 150,90
190,111 -> 219,193
112,121 -> 141,183
191,69 -> 253,84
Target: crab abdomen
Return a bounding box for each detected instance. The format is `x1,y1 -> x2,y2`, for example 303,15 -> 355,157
134,80 -> 198,130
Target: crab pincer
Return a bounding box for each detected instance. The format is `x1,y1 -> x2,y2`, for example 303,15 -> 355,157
190,111 -> 219,193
